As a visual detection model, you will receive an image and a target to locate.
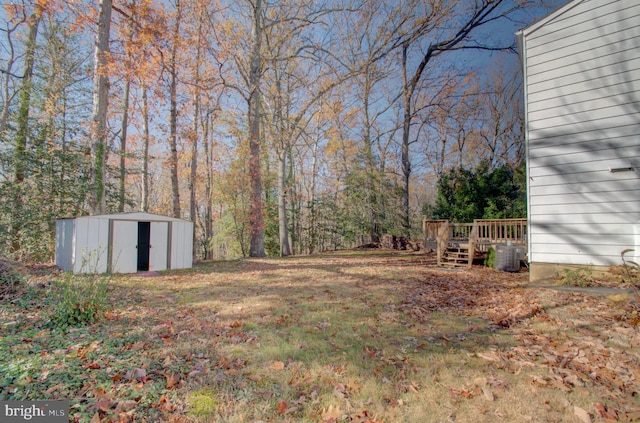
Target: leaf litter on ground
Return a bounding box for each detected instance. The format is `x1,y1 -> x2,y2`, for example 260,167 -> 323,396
1,251 -> 639,422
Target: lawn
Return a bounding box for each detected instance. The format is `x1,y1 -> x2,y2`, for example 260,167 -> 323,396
1,251 -> 639,422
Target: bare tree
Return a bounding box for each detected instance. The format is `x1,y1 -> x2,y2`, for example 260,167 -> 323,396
396,0 -> 522,232
167,0 -> 182,218
247,0 -> 266,256
0,8 -> 28,139
478,59 -> 524,167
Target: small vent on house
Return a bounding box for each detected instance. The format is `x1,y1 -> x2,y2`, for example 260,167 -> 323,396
495,244 -> 525,272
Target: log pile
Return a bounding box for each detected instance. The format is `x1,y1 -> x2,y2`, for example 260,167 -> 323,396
381,235 -> 409,250
355,236 -> 422,251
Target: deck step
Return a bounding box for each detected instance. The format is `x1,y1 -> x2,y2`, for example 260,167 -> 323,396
445,253 -> 469,259
439,243 -> 472,267
440,262 -> 468,267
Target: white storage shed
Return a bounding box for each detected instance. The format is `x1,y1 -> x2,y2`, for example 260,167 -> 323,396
517,0 -> 640,281
55,212 -> 193,274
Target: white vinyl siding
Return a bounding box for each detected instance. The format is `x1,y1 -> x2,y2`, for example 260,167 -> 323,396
520,0 -> 640,267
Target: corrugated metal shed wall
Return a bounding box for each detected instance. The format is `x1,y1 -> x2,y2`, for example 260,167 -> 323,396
55,213 -> 193,274
55,219 -> 74,271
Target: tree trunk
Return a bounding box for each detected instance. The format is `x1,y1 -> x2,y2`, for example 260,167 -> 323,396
287,145 -> 298,254
168,0 -> 182,218
189,104 -> 199,256
272,70 -> 291,257
1,18 -> 23,142
203,112 -> 213,260
118,79 -> 130,212
189,10 -> 203,258
277,150 -> 291,256
401,43 -> 412,234
10,3 -> 43,254
89,0 -> 112,215
362,68 -> 380,243
308,135 -> 319,254
141,86 -> 150,212
248,0 -> 266,257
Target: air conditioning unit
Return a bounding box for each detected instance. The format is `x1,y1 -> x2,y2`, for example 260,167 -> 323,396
495,244 -> 525,272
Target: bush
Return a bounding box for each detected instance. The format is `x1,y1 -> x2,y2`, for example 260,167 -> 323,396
620,249 -> 639,300
424,162 -> 526,223
484,247 -> 496,268
558,267 -> 594,287
49,274 -> 108,329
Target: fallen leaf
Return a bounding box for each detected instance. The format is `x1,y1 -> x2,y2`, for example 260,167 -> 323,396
269,361 -> 285,371
157,395 -> 175,412
322,404 -> 344,422
95,398 -> 113,412
460,389 -> 473,399
45,383 -> 65,394
90,412 -> 100,423
482,386 -> 494,402
284,405 -> 299,415
333,388 -> 346,399
531,375 -> 548,387
595,403 -> 618,420
276,400 -> 288,415
132,368 -> 147,383
165,372 -> 181,389
474,377 -> 488,387
115,400 -> 138,412
477,351 -> 500,362
574,406 -> 592,423
90,387 -> 109,399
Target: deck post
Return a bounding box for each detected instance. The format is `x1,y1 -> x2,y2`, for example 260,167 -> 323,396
468,221 -> 478,268
436,220 -> 449,266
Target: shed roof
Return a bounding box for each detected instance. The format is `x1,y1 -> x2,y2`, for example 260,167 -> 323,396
58,212 -> 191,223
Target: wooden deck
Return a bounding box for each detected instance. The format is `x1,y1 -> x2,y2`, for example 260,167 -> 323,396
423,218 -> 527,268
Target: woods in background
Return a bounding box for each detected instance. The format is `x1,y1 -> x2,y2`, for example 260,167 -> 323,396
0,0 -> 555,262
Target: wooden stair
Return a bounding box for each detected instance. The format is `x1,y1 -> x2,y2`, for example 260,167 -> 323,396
430,218 -> 527,269
440,242 -> 472,267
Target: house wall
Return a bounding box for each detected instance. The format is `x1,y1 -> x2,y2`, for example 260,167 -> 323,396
520,0 -> 640,280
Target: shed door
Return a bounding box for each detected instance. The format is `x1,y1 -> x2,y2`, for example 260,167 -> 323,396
111,221 -> 138,273
149,222 -> 169,271
137,222 -> 151,271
